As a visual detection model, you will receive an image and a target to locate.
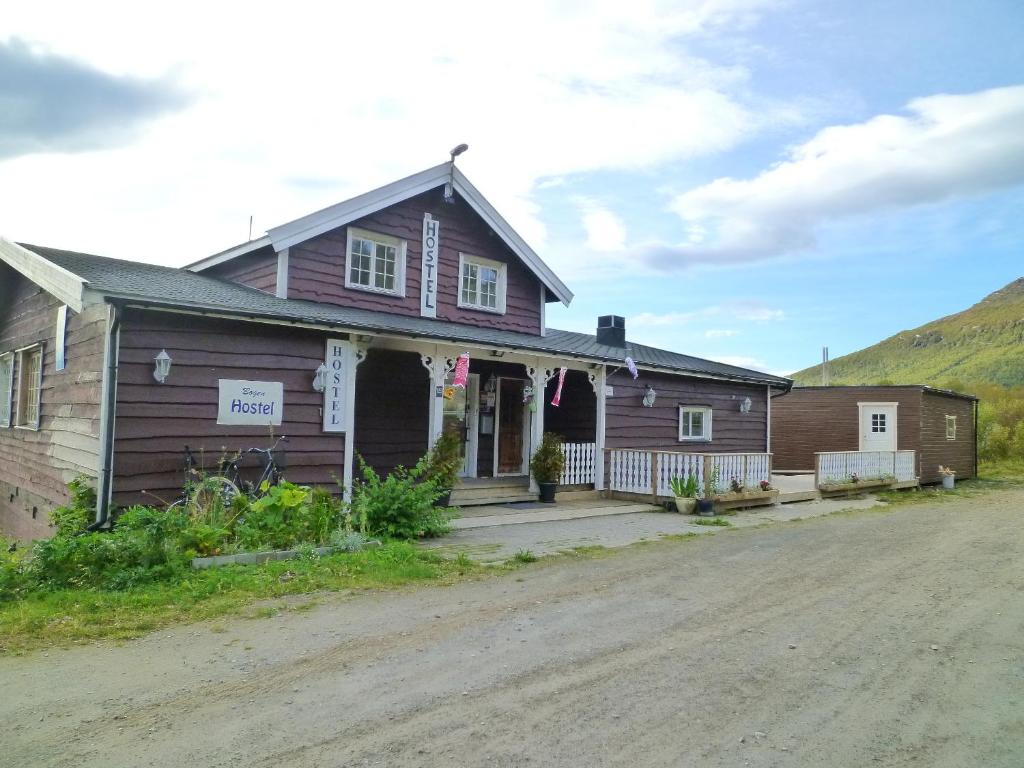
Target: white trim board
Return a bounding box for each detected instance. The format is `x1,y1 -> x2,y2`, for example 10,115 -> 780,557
0,239 -> 87,312
186,236 -> 273,271
857,401 -> 899,451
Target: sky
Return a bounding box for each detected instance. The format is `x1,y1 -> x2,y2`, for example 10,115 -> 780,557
2,0 -> 1023,376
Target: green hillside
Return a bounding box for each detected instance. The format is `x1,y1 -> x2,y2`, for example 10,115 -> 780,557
792,277 -> 1024,387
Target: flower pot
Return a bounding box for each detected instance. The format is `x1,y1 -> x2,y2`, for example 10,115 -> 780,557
674,497 -> 697,515
942,474 -> 955,490
538,482 -> 558,503
696,498 -> 715,516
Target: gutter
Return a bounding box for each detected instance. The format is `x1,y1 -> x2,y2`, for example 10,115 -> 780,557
89,301 -> 122,530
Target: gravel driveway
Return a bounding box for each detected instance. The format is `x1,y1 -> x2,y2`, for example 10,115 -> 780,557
2,490 -> 1021,767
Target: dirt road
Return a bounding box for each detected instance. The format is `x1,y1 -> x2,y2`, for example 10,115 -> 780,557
2,493 -> 1022,767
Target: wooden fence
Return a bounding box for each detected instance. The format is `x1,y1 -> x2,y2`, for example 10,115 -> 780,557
560,442 -> 597,486
814,450 -> 917,487
607,449 -> 773,499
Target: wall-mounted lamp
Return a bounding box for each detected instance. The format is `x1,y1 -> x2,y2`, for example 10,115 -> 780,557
740,396 -> 752,413
312,363 -> 329,393
642,384 -> 657,408
153,350 -> 172,384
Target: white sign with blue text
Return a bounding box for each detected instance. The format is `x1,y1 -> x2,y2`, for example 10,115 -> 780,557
217,380 -> 284,426
322,338 -> 351,432
420,213 -> 439,318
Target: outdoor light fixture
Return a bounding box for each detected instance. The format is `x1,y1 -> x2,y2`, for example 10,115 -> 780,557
312,363 -> 329,393
445,143 -> 469,202
740,396 -> 752,413
152,350 -> 172,384
642,384 -> 657,408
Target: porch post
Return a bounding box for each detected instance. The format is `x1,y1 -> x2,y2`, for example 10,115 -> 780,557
341,344 -> 368,502
525,360 -> 556,493
590,367 -> 607,490
420,346 -> 456,450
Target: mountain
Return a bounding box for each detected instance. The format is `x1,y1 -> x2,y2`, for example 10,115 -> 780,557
791,277 -> 1024,388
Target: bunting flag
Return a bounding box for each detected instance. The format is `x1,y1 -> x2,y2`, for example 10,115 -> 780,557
452,353 -> 470,388
551,367 -> 568,407
625,356 -> 639,380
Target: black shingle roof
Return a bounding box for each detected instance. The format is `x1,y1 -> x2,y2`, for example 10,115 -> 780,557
23,244 -> 791,387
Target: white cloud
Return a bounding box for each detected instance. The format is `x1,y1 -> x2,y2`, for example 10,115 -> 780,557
704,329 -> 739,338
578,200 -> 627,252
0,0 -> 781,265
630,300 -> 782,327
645,85 -> 1024,268
711,355 -> 770,371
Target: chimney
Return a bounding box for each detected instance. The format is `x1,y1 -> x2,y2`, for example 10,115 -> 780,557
596,315 -> 626,348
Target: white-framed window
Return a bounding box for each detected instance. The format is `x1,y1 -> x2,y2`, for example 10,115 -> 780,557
679,406 -> 712,441
871,412 -> 888,433
458,253 -> 506,314
15,344 -> 43,430
946,415 -> 957,440
0,352 -> 12,428
345,227 -> 406,296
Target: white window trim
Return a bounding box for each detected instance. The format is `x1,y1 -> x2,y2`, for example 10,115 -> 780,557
457,252 -> 507,315
856,401 -> 899,450
344,227 -> 407,297
678,405 -> 712,442
0,352 -> 13,428
14,343 -> 43,431
946,415 -> 957,440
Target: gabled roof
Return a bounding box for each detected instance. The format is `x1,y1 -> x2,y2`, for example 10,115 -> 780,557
0,238 -> 88,312
18,244 -> 790,388
187,163 -> 575,306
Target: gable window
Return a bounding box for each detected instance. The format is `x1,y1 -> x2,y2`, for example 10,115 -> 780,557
0,353 -> 12,427
458,254 -> 506,314
345,227 -> 406,296
16,345 -> 42,430
679,406 -> 712,441
946,415 -> 957,440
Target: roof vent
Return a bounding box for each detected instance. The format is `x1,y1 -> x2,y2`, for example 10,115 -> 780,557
597,315 -> 626,348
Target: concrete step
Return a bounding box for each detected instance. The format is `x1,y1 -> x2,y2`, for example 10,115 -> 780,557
452,493 -> 536,507
451,501 -> 661,530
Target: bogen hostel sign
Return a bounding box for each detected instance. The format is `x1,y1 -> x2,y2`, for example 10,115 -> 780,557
217,380 -> 284,426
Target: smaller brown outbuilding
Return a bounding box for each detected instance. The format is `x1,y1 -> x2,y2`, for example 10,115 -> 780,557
770,385 -> 978,484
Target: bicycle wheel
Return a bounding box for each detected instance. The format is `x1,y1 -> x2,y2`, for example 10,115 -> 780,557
189,477 -> 241,513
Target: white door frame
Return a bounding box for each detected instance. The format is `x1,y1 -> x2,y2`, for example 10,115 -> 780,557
493,376 -> 529,477
462,374 -> 480,478
857,401 -> 898,451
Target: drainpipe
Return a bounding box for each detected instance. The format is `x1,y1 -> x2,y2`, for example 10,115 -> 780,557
88,301 -> 122,530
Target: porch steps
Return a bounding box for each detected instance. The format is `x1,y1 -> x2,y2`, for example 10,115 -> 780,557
450,479 -> 534,507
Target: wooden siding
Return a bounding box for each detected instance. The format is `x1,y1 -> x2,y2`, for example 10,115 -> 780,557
0,266 -> 106,538
204,245 -> 278,294
770,387 -> 923,474
287,189 -> 543,335
919,390 -> 976,483
112,309 -> 344,506
605,371 -> 768,453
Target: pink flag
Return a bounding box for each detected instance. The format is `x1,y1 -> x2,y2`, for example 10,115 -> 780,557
625,356 -> 639,380
452,353 -> 470,388
551,367 -> 568,407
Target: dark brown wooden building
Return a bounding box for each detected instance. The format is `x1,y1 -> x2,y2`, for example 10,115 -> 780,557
770,386 -> 978,484
0,163 -> 790,539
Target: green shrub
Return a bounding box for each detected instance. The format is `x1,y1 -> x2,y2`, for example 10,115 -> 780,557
48,476 -> 96,537
0,538 -> 32,601
529,432 -> 565,484
352,456 -> 453,539
425,429 -> 462,493
235,482 -> 344,551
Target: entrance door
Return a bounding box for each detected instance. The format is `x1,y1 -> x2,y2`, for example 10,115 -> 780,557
495,378 -> 526,475
442,373 -> 479,478
859,403 -> 897,451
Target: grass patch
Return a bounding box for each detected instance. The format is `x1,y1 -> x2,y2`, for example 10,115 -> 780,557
0,542 -> 481,655
692,517 -> 732,527
513,549 -> 538,563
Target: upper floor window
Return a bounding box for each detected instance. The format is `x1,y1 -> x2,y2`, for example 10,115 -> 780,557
458,254 -> 506,314
679,406 -> 712,441
945,415 -> 957,440
345,227 -> 406,296
0,353 -> 12,427
16,345 -> 42,430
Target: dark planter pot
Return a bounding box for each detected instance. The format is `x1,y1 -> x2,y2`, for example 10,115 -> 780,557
696,498 -> 715,516
435,490 -> 452,508
538,482 -> 558,503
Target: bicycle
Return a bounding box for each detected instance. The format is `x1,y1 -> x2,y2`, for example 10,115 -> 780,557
167,445 -> 242,511
223,435 -> 289,497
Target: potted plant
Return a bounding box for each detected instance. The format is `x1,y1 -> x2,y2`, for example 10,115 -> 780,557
530,432 -> 565,503
425,429 -> 462,507
696,466 -> 719,516
938,465 -> 955,490
669,474 -> 699,514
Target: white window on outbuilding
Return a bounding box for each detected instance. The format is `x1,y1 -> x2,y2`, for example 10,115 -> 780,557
946,415 -> 957,440
458,253 -> 506,314
679,406 -> 712,441
15,344 -> 42,430
345,227 -> 406,296
0,352 -> 12,427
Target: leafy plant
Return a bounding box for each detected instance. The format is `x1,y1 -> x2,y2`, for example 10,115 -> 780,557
759,479 -> 772,491
693,517 -> 732,526
513,549 -> 538,563
48,475 -> 96,537
704,465 -> 721,499
669,474 -> 699,498
425,429 -> 463,493
729,477 -> 745,493
352,455 -> 453,540
530,432 -> 565,484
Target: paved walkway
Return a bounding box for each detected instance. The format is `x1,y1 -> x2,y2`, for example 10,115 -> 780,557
425,495 -> 886,562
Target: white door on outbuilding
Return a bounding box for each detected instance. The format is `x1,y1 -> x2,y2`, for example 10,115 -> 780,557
858,402 -> 898,452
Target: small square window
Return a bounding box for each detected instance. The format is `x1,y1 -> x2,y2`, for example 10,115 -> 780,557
679,406 -> 712,441
871,413 -> 887,433
458,254 -> 506,313
345,228 -> 405,296
945,415 -> 957,440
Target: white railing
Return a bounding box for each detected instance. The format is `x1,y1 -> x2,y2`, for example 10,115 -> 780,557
815,450 -> 916,487
560,442 -> 597,486
608,449 -> 773,498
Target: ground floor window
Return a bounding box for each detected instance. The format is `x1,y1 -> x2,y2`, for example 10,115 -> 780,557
679,406 -> 712,441
946,415 -> 957,440
0,352 -> 12,427
16,345 -> 42,429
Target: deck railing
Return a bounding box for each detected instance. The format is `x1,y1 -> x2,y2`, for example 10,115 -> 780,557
607,449 -> 773,499
814,450 -> 916,487
560,442 -> 597,486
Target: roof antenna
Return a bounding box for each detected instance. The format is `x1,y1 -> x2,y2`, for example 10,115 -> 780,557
248,215 -> 253,242
444,143 -> 469,204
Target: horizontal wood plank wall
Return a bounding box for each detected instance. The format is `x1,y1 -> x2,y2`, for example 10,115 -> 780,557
919,391 -> 976,483
353,350 -> 429,480
287,188 -> 542,334
204,246 -> 278,294
770,387 -> 922,472
604,371 -> 768,452
0,267 -> 106,538
112,309 -> 344,507
543,370 -> 596,444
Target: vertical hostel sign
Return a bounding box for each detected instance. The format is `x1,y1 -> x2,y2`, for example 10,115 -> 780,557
323,338 -> 350,432
420,213 -> 439,318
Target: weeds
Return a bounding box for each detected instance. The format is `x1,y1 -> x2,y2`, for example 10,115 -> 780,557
692,517 -> 732,527
513,549 -> 538,563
